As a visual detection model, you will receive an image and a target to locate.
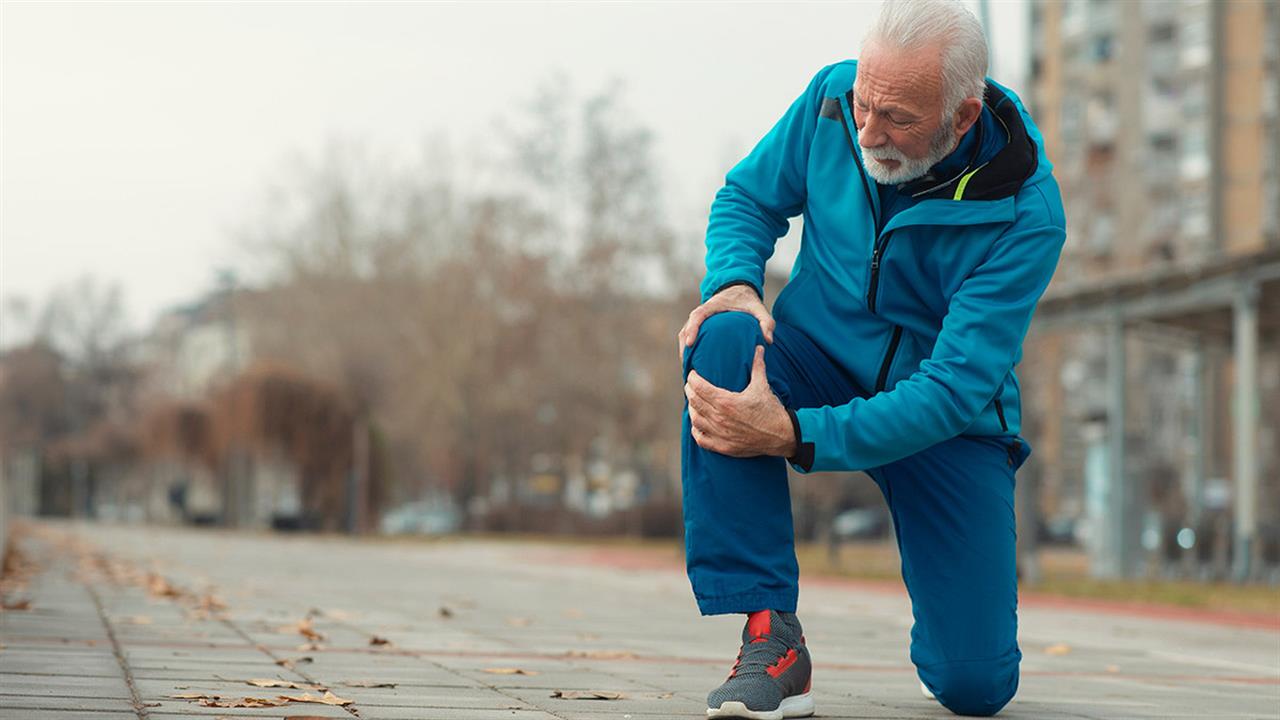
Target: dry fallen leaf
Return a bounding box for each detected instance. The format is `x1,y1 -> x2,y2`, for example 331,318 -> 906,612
247,678 -> 325,690
213,696 -> 287,708
198,593 -> 228,612
1044,643 -> 1072,656
147,573 -> 182,599
297,617 -> 325,641
341,679 -> 398,688
169,693 -> 288,708
369,635 -> 392,646
278,690 -> 353,706
484,667 -> 540,675
564,649 -> 638,660
550,689 -> 628,700
1,599 -> 32,611
275,655 -> 314,667
438,605 -> 454,618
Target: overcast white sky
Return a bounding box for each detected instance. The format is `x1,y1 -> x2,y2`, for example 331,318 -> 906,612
1,1 -> 1028,343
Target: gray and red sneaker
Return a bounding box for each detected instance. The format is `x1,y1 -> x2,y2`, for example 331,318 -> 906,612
706,609 -> 814,719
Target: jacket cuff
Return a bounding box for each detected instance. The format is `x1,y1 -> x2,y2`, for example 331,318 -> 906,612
785,407 -> 815,472
711,279 -> 763,301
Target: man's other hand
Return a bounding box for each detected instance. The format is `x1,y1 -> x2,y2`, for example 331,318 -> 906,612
676,284 -> 775,361
684,345 -> 796,458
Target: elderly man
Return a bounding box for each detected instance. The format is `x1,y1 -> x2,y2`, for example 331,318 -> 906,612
676,1 -> 1065,718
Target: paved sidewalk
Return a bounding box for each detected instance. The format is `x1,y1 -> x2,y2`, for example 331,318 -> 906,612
1,520 -> 1276,720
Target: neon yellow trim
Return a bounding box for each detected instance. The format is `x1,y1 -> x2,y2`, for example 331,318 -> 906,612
953,168 -> 982,200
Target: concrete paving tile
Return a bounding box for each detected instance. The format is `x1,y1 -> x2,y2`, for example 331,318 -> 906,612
0,707 -> 135,712
5,520 -> 1276,720
0,694 -> 137,712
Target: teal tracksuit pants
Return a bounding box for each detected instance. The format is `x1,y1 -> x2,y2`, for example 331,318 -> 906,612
681,310 -> 1029,716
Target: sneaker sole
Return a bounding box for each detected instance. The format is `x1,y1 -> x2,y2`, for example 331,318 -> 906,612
706,691 -> 815,719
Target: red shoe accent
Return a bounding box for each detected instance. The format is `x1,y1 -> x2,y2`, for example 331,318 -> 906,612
746,610 -> 771,641
766,648 -> 799,678
803,675 -> 811,693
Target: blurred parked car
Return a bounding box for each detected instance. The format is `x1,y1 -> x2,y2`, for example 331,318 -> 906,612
380,501 -> 461,535
830,507 -> 891,541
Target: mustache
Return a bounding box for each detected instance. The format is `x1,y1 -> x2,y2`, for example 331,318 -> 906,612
860,143 -> 907,161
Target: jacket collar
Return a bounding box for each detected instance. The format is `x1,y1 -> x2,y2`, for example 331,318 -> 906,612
890,81 -> 1039,203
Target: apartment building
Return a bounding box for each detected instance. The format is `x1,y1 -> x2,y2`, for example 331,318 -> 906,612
1022,0 -> 1279,579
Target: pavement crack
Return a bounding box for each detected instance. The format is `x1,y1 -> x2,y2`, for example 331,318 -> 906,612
84,581 -> 151,720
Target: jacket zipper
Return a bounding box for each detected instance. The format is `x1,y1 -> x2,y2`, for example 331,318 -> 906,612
874,325 -> 904,393
866,233 -> 893,313
836,101 -> 892,315
994,397 -> 1008,432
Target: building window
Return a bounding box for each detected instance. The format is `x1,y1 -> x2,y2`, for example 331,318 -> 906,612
1149,22 -> 1176,43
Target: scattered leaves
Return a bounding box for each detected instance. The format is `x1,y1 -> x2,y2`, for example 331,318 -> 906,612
1,599 -> 32,611
484,667 -> 540,675
369,635 -> 392,646
169,689 -> 351,708
341,679 -> 398,688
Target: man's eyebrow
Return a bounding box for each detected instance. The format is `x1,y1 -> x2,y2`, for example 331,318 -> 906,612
852,89 -> 919,119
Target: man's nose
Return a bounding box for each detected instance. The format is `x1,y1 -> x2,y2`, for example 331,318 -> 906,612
858,113 -> 888,149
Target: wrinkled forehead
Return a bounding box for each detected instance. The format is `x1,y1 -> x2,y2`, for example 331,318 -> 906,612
855,40 -> 946,112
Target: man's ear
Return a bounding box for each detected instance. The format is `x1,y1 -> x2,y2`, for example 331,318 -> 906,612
952,96 -> 983,136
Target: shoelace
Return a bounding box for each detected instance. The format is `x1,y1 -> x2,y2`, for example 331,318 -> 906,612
729,633 -> 795,677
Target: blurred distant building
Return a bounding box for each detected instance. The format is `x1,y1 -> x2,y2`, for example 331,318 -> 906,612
141,284 -> 250,401
1023,0 -> 1279,580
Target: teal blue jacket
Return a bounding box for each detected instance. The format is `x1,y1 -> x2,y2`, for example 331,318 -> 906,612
699,60 -> 1066,474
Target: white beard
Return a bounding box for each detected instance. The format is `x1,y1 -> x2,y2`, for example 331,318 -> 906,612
858,120 -> 959,185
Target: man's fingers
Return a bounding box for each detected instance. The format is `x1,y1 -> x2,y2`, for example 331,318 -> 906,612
682,307 -> 707,345
690,423 -> 722,453
685,382 -> 716,420
752,308 -> 776,343
686,369 -> 728,403
747,345 -> 767,387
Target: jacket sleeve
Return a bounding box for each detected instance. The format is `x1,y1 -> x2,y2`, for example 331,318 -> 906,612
699,63 -> 837,304
791,194 -> 1066,473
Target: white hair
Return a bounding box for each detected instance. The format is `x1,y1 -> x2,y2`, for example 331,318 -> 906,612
864,0 -> 989,120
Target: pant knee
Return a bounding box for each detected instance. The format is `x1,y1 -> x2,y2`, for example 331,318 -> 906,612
686,311 -> 763,387
697,310 -> 761,345
922,657 -> 1019,717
